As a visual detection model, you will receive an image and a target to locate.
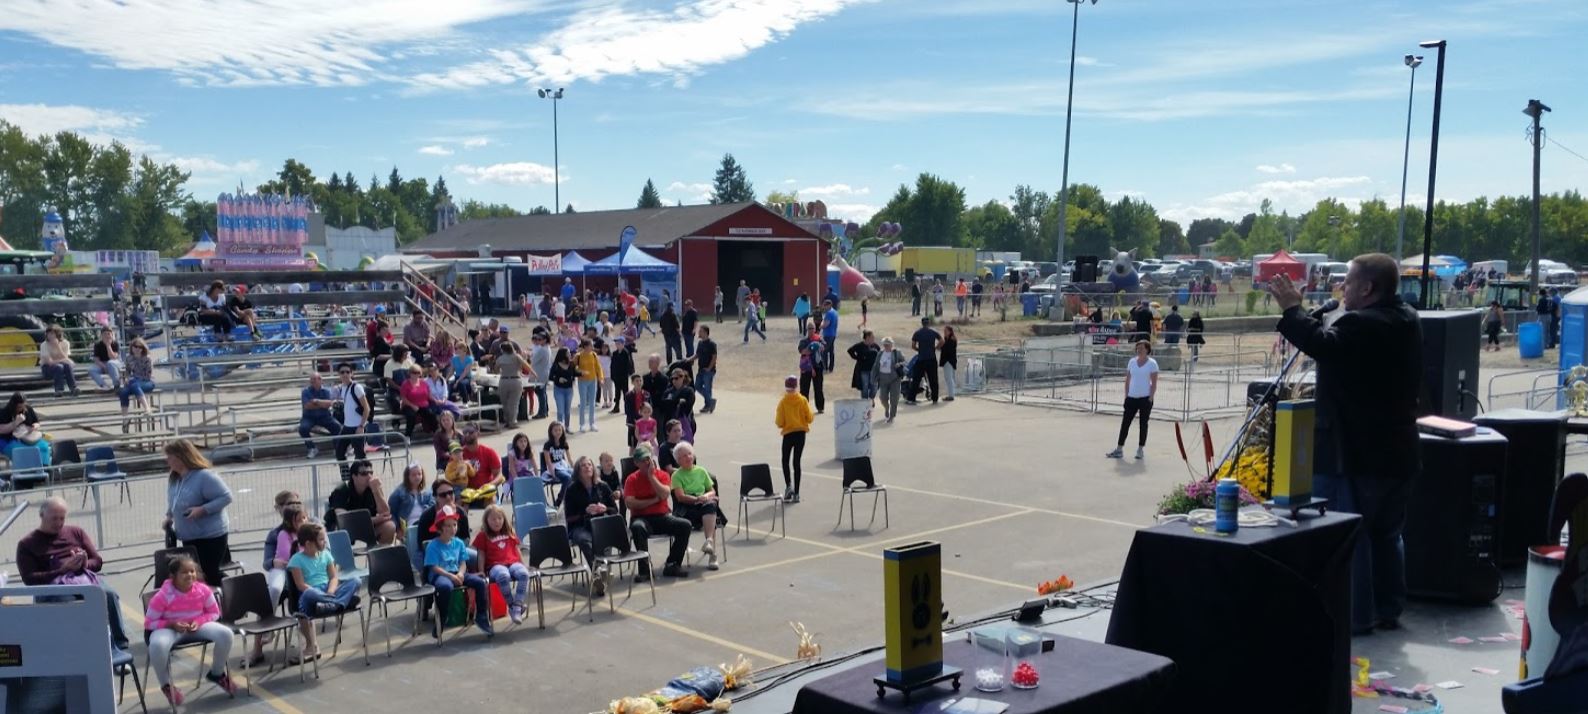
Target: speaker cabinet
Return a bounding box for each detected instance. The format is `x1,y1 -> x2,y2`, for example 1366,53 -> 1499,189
1417,310 -> 1482,420
1073,255 -> 1099,283
1406,431 -> 1506,604
1473,409 -> 1567,565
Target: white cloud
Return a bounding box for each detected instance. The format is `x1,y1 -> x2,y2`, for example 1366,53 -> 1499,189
826,203 -> 879,223
783,178 -> 799,185
1256,163 -> 1296,175
666,181 -> 713,201
0,103 -> 143,136
1161,176 -> 1374,225
461,136 -> 490,149
800,183 -> 870,198
0,0 -> 537,87
418,145 -> 454,156
454,161 -> 559,186
170,156 -> 261,175
411,0 -> 871,89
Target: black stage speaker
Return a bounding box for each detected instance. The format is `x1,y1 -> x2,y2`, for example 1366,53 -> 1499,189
1073,255 -> 1099,283
1473,409 -> 1568,565
1406,431 -> 1506,604
1417,310 -> 1482,420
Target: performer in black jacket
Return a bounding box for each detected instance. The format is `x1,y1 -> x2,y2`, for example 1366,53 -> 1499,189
1269,253 -> 1422,635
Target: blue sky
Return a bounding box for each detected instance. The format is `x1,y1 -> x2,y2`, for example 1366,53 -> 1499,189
1,0 -> 1584,230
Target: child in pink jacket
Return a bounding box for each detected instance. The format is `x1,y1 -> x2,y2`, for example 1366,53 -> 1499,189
145,554 -> 237,706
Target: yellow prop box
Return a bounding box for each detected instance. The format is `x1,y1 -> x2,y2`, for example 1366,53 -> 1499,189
883,541 -> 944,684
1273,399 -> 1316,505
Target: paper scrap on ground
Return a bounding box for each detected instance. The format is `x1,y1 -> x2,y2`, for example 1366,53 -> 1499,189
1369,671 -> 1396,680
1479,636 -> 1509,643
1436,681 -> 1464,689
1472,667 -> 1500,675
1501,633 -> 1521,641
1413,684 -> 1434,694
1448,636 -> 1474,644
1378,705 -> 1409,714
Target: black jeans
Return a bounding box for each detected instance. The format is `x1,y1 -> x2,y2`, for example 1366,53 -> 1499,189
183,534 -> 231,588
910,358 -> 939,403
532,384 -> 549,418
781,431 -> 807,492
1118,396 -> 1153,447
664,333 -> 683,363
800,371 -> 825,412
629,513 -> 691,570
1316,474 -> 1409,630
823,336 -> 836,372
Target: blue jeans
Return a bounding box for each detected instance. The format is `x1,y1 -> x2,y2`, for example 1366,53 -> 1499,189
858,372 -> 876,400
1314,473 -> 1409,631
41,363 -> 77,393
577,379 -> 598,429
743,318 -> 765,342
697,369 -> 716,410
532,384 -> 548,418
118,378 -> 156,408
487,563 -> 532,610
297,577 -> 360,615
554,386 -> 573,426
432,572 -> 491,628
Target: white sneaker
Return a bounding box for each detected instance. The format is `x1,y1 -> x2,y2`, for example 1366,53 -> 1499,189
509,605 -> 524,625
1105,448 -> 1124,459
707,553 -> 720,571
702,540 -> 714,556
590,424 -> 599,432
306,447 -> 318,459
1135,447 -> 1145,460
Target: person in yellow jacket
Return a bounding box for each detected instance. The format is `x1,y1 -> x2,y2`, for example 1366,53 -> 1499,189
775,375 -> 816,502
575,338 -> 605,433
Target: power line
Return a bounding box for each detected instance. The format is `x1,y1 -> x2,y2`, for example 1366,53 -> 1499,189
1547,135 -> 1588,165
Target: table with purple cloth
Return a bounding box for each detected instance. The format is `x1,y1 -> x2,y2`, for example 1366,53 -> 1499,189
1105,512 -> 1360,714
790,635 -> 1174,714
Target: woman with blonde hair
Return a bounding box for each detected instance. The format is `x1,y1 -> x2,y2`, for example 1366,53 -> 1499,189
119,336 -> 157,417
164,439 -> 234,587
39,324 -> 79,396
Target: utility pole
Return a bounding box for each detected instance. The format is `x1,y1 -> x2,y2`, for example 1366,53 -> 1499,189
1416,39 -> 1447,310
1055,0 -> 1097,287
1525,99 -> 1551,293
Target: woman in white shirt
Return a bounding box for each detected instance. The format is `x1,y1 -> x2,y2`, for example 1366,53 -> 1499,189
1106,340 -> 1159,460
195,280 -> 238,339
38,324 -> 80,396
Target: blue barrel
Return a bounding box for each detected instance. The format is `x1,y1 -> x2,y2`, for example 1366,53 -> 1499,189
1519,322 -> 1544,359
1177,287 -> 1190,304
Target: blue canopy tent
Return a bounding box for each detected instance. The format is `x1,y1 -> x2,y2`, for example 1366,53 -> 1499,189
586,249 -> 678,309
562,250 -> 592,293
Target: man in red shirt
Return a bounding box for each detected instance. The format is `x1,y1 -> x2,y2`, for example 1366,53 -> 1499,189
15,497 -> 130,650
460,426 -> 503,493
623,445 -> 692,580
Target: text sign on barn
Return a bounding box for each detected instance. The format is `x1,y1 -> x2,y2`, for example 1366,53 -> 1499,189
526,253 -> 563,275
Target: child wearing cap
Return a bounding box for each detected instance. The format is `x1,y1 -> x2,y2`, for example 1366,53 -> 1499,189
444,442 -> 475,491
423,506 -> 493,637
774,375 -> 816,502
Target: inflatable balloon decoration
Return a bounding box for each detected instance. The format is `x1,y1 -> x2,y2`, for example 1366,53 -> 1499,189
1106,248 -> 1139,293
830,255 -> 879,300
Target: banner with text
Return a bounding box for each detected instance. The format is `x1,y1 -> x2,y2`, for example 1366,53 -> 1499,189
526,253 -> 563,275
215,193 -> 313,269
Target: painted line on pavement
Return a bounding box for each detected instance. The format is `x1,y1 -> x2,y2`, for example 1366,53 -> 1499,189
119,599 -> 304,714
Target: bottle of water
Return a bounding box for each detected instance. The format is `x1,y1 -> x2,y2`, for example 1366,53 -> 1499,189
1215,478 -> 1240,535
1563,521 -> 1571,548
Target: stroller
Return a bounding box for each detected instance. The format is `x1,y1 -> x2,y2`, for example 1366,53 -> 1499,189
902,354 -> 924,403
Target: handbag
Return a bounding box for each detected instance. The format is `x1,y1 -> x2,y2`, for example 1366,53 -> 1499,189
12,424 -> 41,445
53,568 -> 101,586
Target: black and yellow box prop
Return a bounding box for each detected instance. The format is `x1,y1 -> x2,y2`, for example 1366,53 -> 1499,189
877,541 -> 961,700
1273,399 -> 1315,505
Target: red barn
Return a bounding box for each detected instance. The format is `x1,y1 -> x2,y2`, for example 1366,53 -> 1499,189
404,202 -> 826,314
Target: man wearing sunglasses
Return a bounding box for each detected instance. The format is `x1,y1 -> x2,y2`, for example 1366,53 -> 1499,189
333,363 -> 376,455
415,480 -> 472,550
324,460 -> 391,533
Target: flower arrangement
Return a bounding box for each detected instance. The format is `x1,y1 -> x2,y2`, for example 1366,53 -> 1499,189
1156,478 -> 1260,516
1213,444 -> 1272,501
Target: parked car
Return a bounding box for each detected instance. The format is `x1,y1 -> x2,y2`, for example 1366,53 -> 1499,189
1029,274 -> 1062,294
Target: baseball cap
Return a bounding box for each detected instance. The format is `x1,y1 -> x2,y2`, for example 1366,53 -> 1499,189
449,441 -> 463,452
499,326 -> 510,333
631,445 -> 652,461
784,375 -> 798,390
375,305 -> 387,314
429,504 -> 462,532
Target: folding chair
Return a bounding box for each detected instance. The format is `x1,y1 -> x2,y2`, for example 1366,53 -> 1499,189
218,572 -> 298,691
112,645 -> 149,714
139,591 -> 214,691
525,524 -> 590,620
327,530 -> 369,582
685,477 -> 728,568
737,463 -> 785,540
337,508 -> 378,552
284,577 -> 367,680
514,502 -> 550,540
143,546 -> 197,595
364,545 -> 436,657
837,456 -> 889,531
513,476 -> 558,521
405,523 -> 423,571
53,439 -> 83,482
81,446 -> 131,508
589,514 -> 654,620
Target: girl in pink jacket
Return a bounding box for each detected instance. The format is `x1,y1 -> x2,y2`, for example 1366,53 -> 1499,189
145,554 -> 237,706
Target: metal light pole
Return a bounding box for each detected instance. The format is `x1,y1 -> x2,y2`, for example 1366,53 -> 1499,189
537,87 -> 565,211
1395,54 -> 1422,262
1417,40 -> 1446,309
1054,0 -> 1097,285
1525,99 -> 1551,293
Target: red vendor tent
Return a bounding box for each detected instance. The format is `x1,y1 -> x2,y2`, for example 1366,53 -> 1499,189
1255,250 -> 1306,283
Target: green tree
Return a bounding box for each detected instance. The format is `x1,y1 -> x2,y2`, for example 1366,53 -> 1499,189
764,189 -> 799,207
124,156 -> 191,253
1008,185 -> 1050,259
964,200 -> 1023,253
459,200 -> 521,220
636,179 -> 663,209
709,153 -> 755,204
1109,196 -> 1160,257
564,203 -> 576,214
1246,199 -> 1285,255
1040,183 -> 1111,258
1186,217 -> 1233,247
1157,219 -> 1190,256
872,173 -> 968,247
1212,228 -> 1245,258
1355,199 -> 1397,255
180,199 -> 216,239
528,205 -> 552,215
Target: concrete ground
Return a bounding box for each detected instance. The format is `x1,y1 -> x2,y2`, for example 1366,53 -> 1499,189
8,346 -> 1585,713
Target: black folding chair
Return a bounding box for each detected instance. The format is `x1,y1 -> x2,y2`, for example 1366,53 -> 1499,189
526,524 -> 591,620
364,545 -> 437,657
337,508 -> 379,553
112,646 -> 148,714
218,572 -> 298,691
141,546 -> 197,595
737,463 -> 785,540
837,456 -> 889,531
139,591 -> 214,691
590,514 -> 654,620
282,576 -> 368,680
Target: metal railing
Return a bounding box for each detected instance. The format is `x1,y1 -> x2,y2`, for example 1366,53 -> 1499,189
1485,368 -> 1564,412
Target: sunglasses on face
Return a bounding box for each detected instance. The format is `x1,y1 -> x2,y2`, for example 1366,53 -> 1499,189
437,490 -> 455,498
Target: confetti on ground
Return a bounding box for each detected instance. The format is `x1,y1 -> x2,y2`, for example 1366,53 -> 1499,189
1472,667 -> 1500,675
1501,633 -> 1522,641
1378,705 -> 1409,714
1448,636 -> 1474,644
1436,681 -> 1464,690
1413,684 -> 1434,694
1479,636 -> 1509,643
1369,671 -> 1396,680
